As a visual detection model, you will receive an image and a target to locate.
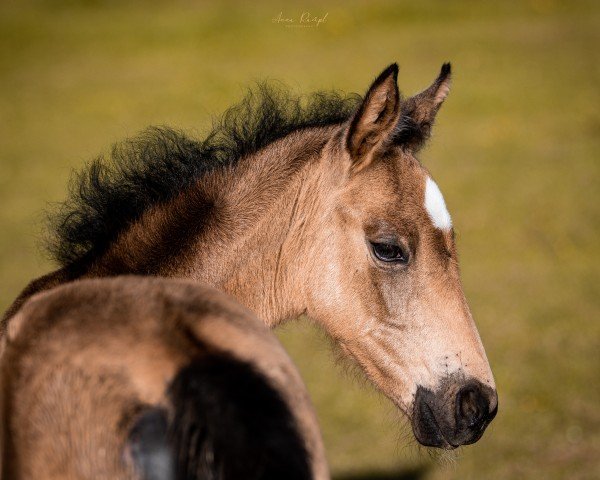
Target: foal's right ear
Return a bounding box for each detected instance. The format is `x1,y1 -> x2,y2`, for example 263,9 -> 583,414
346,64 -> 401,173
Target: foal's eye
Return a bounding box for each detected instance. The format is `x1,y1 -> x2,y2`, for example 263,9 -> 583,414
370,241 -> 410,264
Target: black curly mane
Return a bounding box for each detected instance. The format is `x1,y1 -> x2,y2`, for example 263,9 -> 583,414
46,83 -> 361,267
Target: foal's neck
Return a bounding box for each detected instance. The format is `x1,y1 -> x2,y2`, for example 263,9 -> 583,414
89,127 -> 336,326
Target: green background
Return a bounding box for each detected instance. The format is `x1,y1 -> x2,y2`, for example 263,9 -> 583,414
1,1 -> 598,479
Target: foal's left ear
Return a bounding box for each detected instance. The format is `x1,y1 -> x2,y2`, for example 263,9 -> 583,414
395,63 -> 452,152
346,63 -> 401,173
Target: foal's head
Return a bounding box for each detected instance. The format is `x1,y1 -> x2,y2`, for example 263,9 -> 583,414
305,64 -> 497,448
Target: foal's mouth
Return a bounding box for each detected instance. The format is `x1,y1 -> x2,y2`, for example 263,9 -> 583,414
413,401 -> 456,450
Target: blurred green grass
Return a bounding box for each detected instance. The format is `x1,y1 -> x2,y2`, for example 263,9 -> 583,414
1,1 -> 598,478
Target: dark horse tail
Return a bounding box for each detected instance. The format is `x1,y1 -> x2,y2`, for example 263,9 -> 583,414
128,354 -> 313,480
1,267 -> 74,332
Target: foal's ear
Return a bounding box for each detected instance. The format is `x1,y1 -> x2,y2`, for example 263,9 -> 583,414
394,63 -> 452,152
346,63 -> 401,173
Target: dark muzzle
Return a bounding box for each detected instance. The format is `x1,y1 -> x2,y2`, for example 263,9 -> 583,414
412,378 -> 498,449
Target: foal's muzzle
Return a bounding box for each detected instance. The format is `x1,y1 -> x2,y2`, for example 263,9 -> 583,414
411,378 -> 498,449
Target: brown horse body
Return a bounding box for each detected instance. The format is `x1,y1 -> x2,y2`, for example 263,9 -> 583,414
4,63 -> 497,449
1,276 -> 327,479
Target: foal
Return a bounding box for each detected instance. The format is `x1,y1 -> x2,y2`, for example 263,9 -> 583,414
1,277 -> 327,479
4,63 -> 498,448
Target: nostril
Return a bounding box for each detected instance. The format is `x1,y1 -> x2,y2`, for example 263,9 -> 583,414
456,386 -> 487,429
